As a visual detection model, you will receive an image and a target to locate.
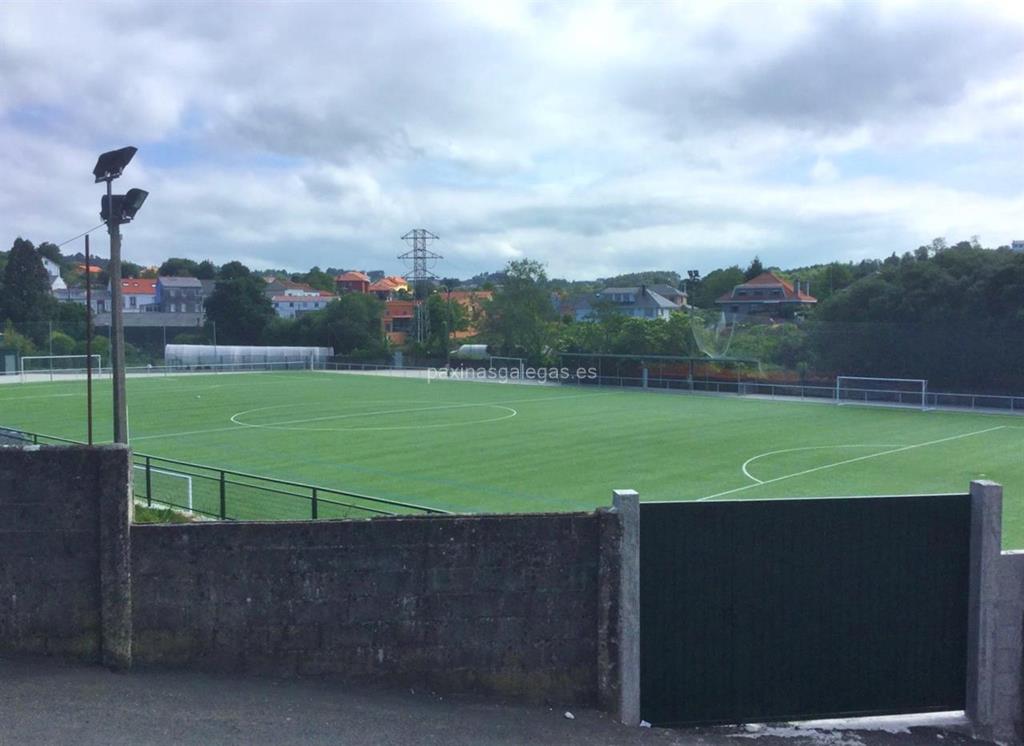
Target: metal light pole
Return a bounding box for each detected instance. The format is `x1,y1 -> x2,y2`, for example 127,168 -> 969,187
85,234 -> 94,445
105,176 -> 128,443
445,286 -> 453,372
92,147 -> 146,445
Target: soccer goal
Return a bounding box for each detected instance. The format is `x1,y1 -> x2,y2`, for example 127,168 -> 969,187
21,354 -> 102,379
133,463 -> 194,513
835,376 -> 928,411
488,356 -> 526,377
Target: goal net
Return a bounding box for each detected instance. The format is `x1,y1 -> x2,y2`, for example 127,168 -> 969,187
21,354 -> 102,377
488,356 -> 526,377
133,463 -> 194,513
835,376 -> 928,410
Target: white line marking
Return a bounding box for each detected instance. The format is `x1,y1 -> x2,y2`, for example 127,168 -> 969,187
700,425 -> 1007,501
0,392 -> 81,402
132,390 -> 616,442
741,444 -> 901,484
232,403 -> 519,432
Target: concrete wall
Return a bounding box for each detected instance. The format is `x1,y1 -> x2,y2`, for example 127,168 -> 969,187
0,446 -> 131,666
967,481 -> 1024,744
131,511 -> 622,706
994,552 -> 1024,742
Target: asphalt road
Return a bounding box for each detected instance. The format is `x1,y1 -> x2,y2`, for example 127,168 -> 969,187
0,657 -> 1001,746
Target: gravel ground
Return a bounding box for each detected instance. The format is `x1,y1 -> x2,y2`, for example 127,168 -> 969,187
0,657 -> 1003,746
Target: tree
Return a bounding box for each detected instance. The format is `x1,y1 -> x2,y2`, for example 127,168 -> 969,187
267,293 -> 387,357
744,256 -> 765,281
482,259 -> 556,362
2,238 -> 56,324
217,260 -> 252,282
36,242 -> 62,264
1,320 -> 36,356
195,260 -> 217,280
158,257 -> 200,277
120,261 -> 143,279
203,265 -> 276,344
423,292 -> 469,357
48,330 -> 76,356
300,266 -> 336,293
687,266 -> 744,308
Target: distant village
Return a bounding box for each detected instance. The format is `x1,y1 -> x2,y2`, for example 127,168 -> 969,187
46,258 -> 495,346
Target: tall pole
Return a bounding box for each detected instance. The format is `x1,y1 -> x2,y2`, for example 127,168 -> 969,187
85,235 -> 94,445
445,287 -> 452,371
106,178 -> 128,444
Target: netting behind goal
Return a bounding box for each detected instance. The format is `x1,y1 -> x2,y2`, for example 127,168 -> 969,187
133,464 -> 194,513
835,376 -> 928,410
21,354 -> 102,376
488,356 -> 525,375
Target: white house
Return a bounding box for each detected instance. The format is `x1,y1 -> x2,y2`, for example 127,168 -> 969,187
272,292 -> 337,319
41,257 -> 66,291
120,278 -> 158,312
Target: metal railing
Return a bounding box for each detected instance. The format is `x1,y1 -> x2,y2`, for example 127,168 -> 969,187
558,373 -> 1024,413
1,427 -> 449,521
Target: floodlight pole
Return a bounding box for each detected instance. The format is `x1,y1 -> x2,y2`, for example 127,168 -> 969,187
85,234 -> 94,445
105,177 -> 128,444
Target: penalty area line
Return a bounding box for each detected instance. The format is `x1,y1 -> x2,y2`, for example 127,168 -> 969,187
700,425 -> 1007,502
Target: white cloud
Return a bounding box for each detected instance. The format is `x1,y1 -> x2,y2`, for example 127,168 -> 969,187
0,0 -> 1022,277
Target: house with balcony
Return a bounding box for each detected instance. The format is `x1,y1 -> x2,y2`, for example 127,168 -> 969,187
715,271 -> 816,322
382,300 -> 416,345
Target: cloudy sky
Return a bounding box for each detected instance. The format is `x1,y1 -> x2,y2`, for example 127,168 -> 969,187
2,0 -> 1022,279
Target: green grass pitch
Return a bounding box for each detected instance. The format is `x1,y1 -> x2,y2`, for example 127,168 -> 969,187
1,370 -> 1021,546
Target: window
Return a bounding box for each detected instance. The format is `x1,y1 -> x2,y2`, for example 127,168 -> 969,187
129,296 -> 136,308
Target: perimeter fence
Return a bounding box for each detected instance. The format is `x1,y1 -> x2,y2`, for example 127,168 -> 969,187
0,427 -> 449,521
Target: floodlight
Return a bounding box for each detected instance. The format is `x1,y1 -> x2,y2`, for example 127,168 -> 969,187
100,188 -> 148,224
100,194 -> 123,223
92,146 -> 137,183
122,188 -> 148,219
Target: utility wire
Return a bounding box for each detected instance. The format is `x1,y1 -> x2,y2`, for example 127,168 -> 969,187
56,222 -> 106,248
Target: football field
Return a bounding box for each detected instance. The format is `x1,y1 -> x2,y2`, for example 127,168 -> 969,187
1,370 -> 1021,546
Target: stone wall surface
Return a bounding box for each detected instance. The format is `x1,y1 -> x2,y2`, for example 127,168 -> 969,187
993,551 -> 1024,743
0,446 -> 130,663
131,512 -> 614,704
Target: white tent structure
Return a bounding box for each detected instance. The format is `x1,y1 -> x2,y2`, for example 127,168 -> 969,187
165,344 -> 333,370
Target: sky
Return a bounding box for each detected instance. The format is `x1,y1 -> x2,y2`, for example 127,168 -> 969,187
1,0 -> 1022,280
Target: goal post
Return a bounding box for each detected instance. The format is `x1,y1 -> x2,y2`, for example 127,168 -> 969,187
835,376 -> 928,410
488,356 -> 526,377
20,354 -> 102,379
132,463 -> 194,513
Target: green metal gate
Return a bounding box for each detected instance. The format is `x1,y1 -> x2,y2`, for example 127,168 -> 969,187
640,495 -> 971,726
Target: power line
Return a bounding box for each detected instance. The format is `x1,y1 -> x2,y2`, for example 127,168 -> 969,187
56,222 -> 106,248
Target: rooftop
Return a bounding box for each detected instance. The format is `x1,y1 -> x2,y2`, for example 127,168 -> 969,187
120,278 -> 157,294
158,276 -> 203,288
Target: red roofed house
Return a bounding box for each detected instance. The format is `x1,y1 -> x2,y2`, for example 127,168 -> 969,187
716,272 -> 816,322
120,278 -> 158,312
368,276 -> 410,301
335,271 -> 370,294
